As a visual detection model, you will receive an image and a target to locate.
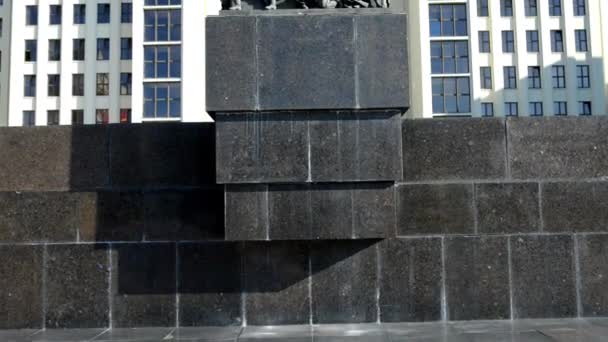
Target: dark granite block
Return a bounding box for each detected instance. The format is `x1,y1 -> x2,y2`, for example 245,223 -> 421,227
311,241 -> 378,324
30,328 -> 106,341
0,330 -> 39,342
178,242 -> 242,326
353,183 -> 396,238
45,244 -> 110,328
356,15 -> 409,109
206,16 -> 257,112
225,185 -> 268,241
403,118 -> 506,181
268,185 -> 312,240
310,184 -> 353,239
542,182 -> 608,233
476,183 -> 540,234
445,236 -> 510,320
379,238 -> 442,322
240,326 -> 311,342
143,188 -> 224,241
0,245 -> 43,329
109,123 -> 215,188
507,117 -> 608,179
511,235 -> 576,318
69,125 -> 110,190
94,327 -> 173,341
309,112 -> 402,182
111,243 -> 176,327
396,184 -> 474,235
0,192 -> 95,243
578,235 -> 608,316
243,242 -> 309,325
172,327 -> 243,341
215,113 -> 309,184
257,15 -> 356,110
80,191 -> 144,242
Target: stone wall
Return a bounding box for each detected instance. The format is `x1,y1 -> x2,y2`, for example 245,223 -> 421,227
2,117 -> 608,329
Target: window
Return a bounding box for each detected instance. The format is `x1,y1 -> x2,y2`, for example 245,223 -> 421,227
26,6 -> 38,26
579,101 -> 591,116
144,10 -> 182,42
431,77 -> 470,114
72,110 -> 84,125
505,102 -> 518,116
528,66 -> 542,89
525,0 -> 538,16
25,40 -> 37,62
120,73 -> 132,95
23,111 -> 36,127
504,66 -> 517,89
529,102 -> 543,116
549,0 -> 562,16
48,39 -> 61,61
121,3 -> 133,23
481,103 -> 494,117
96,109 -> 109,124
502,31 -> 515,53
480,67 -> 492,89
144,45 -> 182,78
479,31 -> 491,53
0,18 -> 3,37
47,110 -> 60,126
552,65 -> 566,88
551,30 -> 564,52
48,75 -> 60,97
49,5 -> 62,25
575,30 -> 588,52
574,0 -> 586,16
429,4 -> 468,37
98,4 -> 111,24
144,83 -> 182,118
97,38 -> 110,60
96,73 -> 109,96
24,75 -> 36,97
478,0 -> 489,16
577,65 -> 590,88
526,31 -> 539,52
73,39 -> 85,61
120,109 -> 132,123
554,101 -> 567,115
501,0 -> 513,16
74,4 -> 86,24
72,74 -> 84,96
145,0 -> 182,4
121,38 -> 132,60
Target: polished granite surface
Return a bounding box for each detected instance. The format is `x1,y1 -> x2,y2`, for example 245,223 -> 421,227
3,319 -> 608,342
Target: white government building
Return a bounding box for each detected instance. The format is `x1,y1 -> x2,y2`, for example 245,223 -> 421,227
0,0 -> 607,126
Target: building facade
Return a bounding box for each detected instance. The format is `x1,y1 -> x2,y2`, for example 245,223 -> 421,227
0,0 -> 11,126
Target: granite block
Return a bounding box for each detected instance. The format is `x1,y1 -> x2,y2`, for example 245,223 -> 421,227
403,118 -> 506,181
109,124 -> 215,188
68,125 -> 110,190
257,15 -> 356,110
172,327 -> 243,341
310,184 -> 353,239
311,241 -> 378,324
511,235 -> 576,318
396,184 -> 474,235
30,328 -> 107,341
356,14 -> 409,109
111,243 -> 176,327
225,185 -> 269,241
0,245 -> 43,329
379,238 -> 442,322
242,242 -> 310,325
476,183 -> 540,234
268,185 -> 312,240
507,117 -> 608,179
45,244 -> 110,328
0,192 -> 95,243
205,16 -> 257,112
143,188 -> 224,241
239,325 -> 311,342
80,191 -> 144,242
542,182 -> 608,233
445,236 -> 510,320
94,327 -> 173,341
215,113 -> 309,184
178,242 -> 242,326
578,235 -> 608,316
353,183 -> 396,238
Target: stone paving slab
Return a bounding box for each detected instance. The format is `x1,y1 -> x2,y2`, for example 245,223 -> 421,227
2,319 -> 608,342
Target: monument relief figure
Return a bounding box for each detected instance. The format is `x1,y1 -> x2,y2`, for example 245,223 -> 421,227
227,0 -> 388,10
